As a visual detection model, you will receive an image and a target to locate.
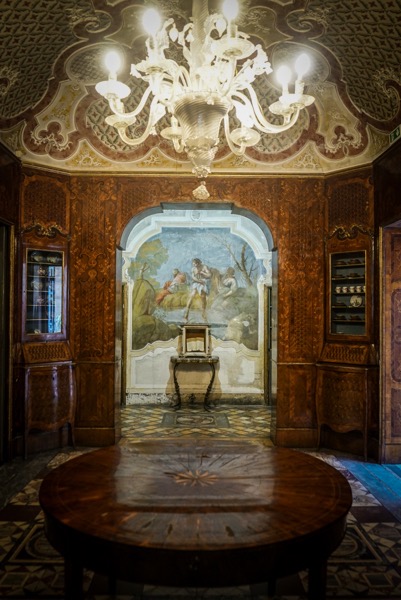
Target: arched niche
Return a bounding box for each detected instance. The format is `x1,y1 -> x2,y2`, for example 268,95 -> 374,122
120,204 -> 277,406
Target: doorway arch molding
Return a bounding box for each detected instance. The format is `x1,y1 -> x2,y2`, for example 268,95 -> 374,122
119,202 -> 277,406
120,203 -> 275,253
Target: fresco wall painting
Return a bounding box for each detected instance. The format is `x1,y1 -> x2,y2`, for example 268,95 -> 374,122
122,211 -> 274,405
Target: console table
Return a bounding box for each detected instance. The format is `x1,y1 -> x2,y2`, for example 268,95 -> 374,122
170,355 -> 219,410
39,440 -> 352,600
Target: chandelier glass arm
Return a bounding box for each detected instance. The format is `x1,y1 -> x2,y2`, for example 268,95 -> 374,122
235,87 -> 301,133
107,85 -> 154,122
223,114 -> 246,156
114,96 -> 165,147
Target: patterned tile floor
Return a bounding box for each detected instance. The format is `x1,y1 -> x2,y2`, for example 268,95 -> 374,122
1,403 -> 401,599
120,404 -> 274,442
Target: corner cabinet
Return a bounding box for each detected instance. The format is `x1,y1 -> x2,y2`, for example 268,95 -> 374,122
316,228 -> 378,460
15,226 -> 76,458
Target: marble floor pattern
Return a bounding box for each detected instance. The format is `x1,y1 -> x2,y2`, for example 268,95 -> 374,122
0,403 -> 401,599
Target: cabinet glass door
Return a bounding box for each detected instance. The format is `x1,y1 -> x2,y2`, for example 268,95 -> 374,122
25,249 -> 63,335
330,250 -> 366,336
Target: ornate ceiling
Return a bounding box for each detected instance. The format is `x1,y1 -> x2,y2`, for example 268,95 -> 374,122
0,0 -> 400,177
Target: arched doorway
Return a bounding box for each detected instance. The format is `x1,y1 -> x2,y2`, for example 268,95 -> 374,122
120,204 -> 277,408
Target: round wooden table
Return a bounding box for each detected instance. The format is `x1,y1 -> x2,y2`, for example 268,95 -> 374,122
39,440 -> 352,600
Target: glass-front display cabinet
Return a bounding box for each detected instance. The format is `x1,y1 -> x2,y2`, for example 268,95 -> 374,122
24,249 -> 64,337
17,228 -> 74,458
317,230 -> 377,461
329,250 -> 366,337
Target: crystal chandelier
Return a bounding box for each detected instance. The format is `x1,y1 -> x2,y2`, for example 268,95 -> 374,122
96,0 -> 315,199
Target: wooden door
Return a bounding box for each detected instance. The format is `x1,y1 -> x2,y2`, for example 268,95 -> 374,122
381,224 -> 401,463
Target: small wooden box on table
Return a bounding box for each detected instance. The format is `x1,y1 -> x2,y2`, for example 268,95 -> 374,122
170,324 -> 219,410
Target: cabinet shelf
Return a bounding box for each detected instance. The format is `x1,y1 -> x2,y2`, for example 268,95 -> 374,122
329,250 -> 366,337
23,248 -> 65,338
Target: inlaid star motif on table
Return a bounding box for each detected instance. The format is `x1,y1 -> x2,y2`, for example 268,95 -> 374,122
166,469 -> 218,487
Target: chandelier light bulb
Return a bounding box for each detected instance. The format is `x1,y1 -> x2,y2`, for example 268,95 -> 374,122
276,65 -> 292,94
295,53 -> 311,80
143,8 -> 162,37
105,50 -> 122,76
222,0 -> 239,21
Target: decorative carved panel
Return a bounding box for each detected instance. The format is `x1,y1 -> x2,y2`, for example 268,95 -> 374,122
22,341 -> 71,363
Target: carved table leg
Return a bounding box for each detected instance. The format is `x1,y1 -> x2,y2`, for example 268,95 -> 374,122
204,362 -> 216,411
171,362 -> 181,410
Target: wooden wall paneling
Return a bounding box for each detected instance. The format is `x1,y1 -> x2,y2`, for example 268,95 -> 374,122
274,179 -> 325,446
10,167 -> 377,454
69,177 -> 120,446
325,172 -> 374,234
21,171 -> 70,233
275,364 -> 317,447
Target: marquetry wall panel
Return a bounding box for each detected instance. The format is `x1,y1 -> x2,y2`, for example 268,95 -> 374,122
276,364 -> 317,436
68,177 -> 120,442
69,177 -> 117,362
277,179 -> 325,362
21,173 -> 70,233
325,175 -> 374,234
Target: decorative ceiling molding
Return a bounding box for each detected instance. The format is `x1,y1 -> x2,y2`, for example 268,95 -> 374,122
0,0 -> 400,175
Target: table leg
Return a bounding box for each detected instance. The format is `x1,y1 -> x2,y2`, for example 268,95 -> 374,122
308,559 -> 327,600
64,557 -> 84,600
204,362 -> 216,411
172,363 -> 181,409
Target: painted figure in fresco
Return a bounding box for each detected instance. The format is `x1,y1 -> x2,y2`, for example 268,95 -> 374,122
155,268 -> 187,305
184,258 -> 211,321
221,267 -> 238,298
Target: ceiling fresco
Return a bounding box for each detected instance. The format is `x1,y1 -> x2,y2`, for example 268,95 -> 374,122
0,0 -> 400,176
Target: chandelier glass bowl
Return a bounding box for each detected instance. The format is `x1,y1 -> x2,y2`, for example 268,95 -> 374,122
96,0 -> 315,197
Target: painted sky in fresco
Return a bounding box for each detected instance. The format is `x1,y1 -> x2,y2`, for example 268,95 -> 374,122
146,227 -> 264,286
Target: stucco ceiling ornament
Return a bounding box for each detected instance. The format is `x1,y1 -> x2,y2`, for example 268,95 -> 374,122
192,180 -> 210,200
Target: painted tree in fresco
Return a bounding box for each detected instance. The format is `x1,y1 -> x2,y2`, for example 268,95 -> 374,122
126,239 -> 168,289
211,234 -> 258,286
